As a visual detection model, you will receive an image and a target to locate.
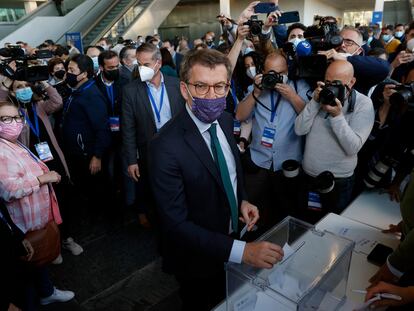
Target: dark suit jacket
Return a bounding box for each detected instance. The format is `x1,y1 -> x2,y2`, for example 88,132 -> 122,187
122,75 -> 185,165
174,52 -> 184,75
119,65 -> 134,87
148,109 -> 247,278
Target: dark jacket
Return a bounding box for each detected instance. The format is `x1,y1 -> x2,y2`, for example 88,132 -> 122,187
347,55 -> 391,95
121,75 -> 185,165
94,73 -> 123,118
0,201 -> 26,310
148,109 -> 247,278
62,80 -> 112,158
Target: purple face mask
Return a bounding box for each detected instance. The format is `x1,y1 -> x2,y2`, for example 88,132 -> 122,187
186,86 -> 226,123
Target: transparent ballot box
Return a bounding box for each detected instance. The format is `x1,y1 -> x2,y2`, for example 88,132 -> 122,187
226,217 -> 354,311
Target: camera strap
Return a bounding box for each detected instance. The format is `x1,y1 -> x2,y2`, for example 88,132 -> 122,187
347,89 -> 356,113
270,91 -> 282,123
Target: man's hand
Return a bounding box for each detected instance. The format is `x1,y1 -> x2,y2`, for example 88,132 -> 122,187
89,156 -> 101,175
252,74 -> 263,97
275,83 -> 297,101
236,24 -> 250,42
321,98 -> 342,117
313,81 -> 325,102
382,222 -> 403,234
242,241 -> 284,269
128,164 -> 140,182
386,183 -> 402,202
391,51 -> 414,69
239,200 -> 259,231
369,264 -> 400,286
238,1 -> 260,24
365,282 -> 414,309
263,11 -> 281,32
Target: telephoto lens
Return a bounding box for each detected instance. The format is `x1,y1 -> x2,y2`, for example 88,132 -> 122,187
315,171 -> 335,194
364,157 -> 392,189
282,159 -> 300,178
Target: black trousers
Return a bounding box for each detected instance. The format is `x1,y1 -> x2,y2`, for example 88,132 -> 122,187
176,270 -> 226,311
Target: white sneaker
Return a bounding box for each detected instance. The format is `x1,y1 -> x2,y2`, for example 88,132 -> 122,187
40,287 -> 75,305
62,237 -> 84,255
51,254 -> 63,265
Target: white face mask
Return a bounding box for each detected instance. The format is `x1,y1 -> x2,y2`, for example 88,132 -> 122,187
407,38 -> 414,52
139,64 -> 156,82
246,66 -> 257,79
243,47 -> 255,56
395,31 -> 404,38
289,37 -> 304,47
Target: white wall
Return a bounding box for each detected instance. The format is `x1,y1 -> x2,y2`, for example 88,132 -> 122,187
303,0 -> 344,26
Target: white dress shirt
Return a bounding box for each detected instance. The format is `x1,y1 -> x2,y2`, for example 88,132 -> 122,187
146,74 -> 172,131
186,104 -> 246,264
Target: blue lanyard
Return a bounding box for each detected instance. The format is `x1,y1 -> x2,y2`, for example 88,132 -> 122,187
20,104 -> 40,139
17,141 -> 41,163
270,91 -> 282,123
231,80 -> 238,112
64,80 -> 95,114
146,83 -> 165,124
105,84 -> 115,114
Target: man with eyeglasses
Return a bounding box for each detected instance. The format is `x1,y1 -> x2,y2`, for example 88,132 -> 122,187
122,43 -> 185,228
148,49 -> 284,311
319,26 -> 390,95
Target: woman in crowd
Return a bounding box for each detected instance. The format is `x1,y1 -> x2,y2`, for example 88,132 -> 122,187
0,73 -> 83,260
0,100 -> 74,310
160,47 -> 178,77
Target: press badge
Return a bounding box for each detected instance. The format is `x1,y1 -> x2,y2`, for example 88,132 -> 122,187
261,127 -> 276,148
35,142 -> 54,162
308,192 -> 322,211
109,117 -> 120,132
233,120 -> 241,135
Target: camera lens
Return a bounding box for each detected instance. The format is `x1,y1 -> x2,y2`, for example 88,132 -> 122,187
319,88 -> 336,106
315,171 -> 335,194
282,160 -> 300,178
250,23 -> 262,36
390,89 -> 412,106
364,158 -> 392,188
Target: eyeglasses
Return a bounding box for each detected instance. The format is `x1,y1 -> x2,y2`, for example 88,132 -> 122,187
343,38 -> 360,47
0,115 -> 25,124
187,82 -> 230,96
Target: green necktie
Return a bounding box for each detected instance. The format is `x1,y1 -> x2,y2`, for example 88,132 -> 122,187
208,124 -> 238,232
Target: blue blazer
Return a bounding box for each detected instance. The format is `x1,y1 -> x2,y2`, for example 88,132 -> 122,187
148,109 -> 247,278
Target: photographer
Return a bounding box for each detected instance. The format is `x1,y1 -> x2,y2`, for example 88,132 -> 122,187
318,26 -> 390,95
295,60 -> 374,214
236,52 -> 310,226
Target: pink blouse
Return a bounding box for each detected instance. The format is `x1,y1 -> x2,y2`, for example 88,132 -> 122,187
0,138 -> 62,233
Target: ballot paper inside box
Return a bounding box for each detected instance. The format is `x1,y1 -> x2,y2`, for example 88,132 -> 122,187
226,217 -> 355,311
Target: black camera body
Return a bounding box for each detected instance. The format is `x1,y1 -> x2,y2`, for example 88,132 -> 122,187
304,18 -> 343,52
261,70 -> 285,90
390,82 -> 414,110
319,80 -> 346,106
0,48 -> 52,82
243,15 -> 264,37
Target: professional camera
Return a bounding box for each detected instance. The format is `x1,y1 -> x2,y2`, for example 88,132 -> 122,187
319,80 -> 346,106
304,16 -> 343,52
261,70 -> 285,90
0,47 -> 51,82
243,15 -> 264,37
390,82 -> 414,111
364,156 -> 397,189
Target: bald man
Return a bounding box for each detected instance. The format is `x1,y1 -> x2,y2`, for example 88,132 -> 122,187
295,60 -> 374,215
237,52 -> 310,226
319,26 -> 390,95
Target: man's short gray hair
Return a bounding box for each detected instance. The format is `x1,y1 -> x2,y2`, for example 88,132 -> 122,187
136,43 -> 162,61
341,26 -> 364,45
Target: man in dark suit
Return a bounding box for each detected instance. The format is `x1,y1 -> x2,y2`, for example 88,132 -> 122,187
162,39 -> 184,75
148,49 -> 284,311
119,45 -> 138,86
122,43 -> 185,227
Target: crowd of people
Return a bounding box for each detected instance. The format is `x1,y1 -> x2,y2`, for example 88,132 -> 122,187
2,0 -> 414,310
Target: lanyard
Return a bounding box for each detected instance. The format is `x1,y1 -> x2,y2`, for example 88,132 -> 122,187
64,80 -> 95,114
105,84 -> 115,114
270,91 -> 282,123
17,141 -> 41,163
146,83 -> 165,124
231,80 -> 238,112
20,104 -> 40,139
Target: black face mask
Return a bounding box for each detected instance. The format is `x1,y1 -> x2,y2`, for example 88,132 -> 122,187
54,69 -> 66,80
65,72 -> 81,88
103,69 -> 119,82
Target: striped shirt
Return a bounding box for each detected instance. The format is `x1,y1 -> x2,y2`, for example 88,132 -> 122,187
0,138 -> 62,233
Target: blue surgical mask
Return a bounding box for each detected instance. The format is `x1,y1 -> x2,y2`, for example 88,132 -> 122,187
395,31 -> 404,39
91,56 -> 99,72
367,37 -> 373,45
15,87 -> 33,103
382,34 -> 391,42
